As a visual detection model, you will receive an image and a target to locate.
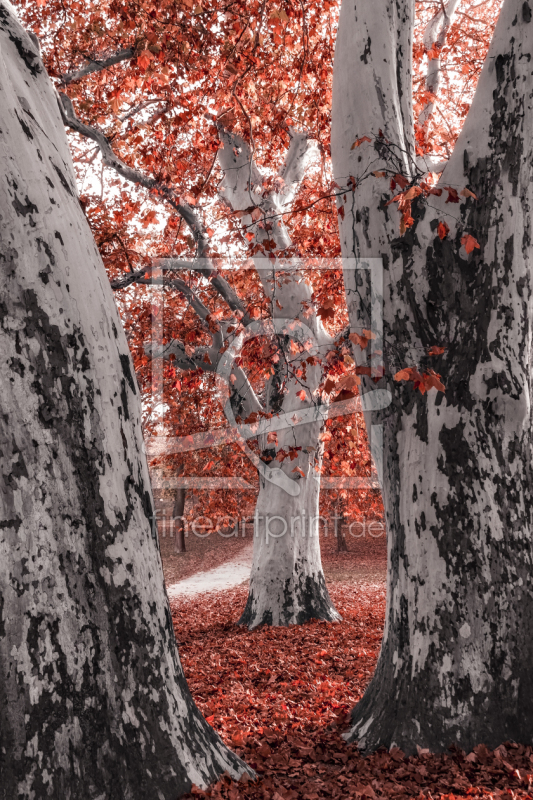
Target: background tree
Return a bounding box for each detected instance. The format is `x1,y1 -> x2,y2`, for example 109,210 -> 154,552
0,4 -> 249,796
332,0 -> 532,755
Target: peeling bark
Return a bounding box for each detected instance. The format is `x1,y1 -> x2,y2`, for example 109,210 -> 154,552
0,4 -> 249,796
332,0 -> 533,754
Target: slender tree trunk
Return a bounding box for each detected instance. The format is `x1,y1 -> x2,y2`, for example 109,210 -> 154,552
332,0 -> 533,753
173,486 -> 187,554
335,506 -> 348,553
0,6 -> 248,796
219,130 -> 340,628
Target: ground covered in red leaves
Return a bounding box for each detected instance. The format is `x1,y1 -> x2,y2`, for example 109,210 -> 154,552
171,585 -> 533,800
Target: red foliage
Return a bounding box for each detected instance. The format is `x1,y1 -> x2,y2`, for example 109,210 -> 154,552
172,587 -> 533,799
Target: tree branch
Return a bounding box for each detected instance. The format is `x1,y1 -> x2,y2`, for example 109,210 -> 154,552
59,94 -> 257,327
154,258 -> 254,326
58,91 -> 205,240
59,47 -> 135,86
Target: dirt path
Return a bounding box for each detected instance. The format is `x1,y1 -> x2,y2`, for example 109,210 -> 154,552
166,542 -> 253,598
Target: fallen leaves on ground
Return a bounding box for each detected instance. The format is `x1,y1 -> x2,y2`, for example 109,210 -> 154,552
172,585 -> 533,800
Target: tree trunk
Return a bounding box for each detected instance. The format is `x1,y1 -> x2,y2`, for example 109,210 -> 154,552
335,508 -> 348,554
219,131 -> 340,628
332,0 -> 533,754
173,486 -> 186,554
0,6 -> 248,797
239,453 -> 340,629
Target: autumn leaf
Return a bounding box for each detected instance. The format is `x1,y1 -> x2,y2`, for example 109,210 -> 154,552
349,331 -> 374,349
423,370 -> 446,392
428,345 -> 446,355
337,205 -> 345,220
336,374 -> 361,391
437,221 -> 450,240
317,305 -> 335,320
296,389 -> 307,401
372,170 -> 386,178
393,173 -> 409,189
403,185 -> 422,201
460,187 -> 478,200
137,50 -> 153,70
292,466 -> 305,477
444,186 -> 460,203
461,233 -> 481,253
351,135 -> 372,148
394,368 -> 411,382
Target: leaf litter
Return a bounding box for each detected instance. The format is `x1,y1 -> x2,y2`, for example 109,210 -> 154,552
171,585 -> 533,800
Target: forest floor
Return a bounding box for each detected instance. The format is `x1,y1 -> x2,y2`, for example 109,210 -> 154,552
162,534 -> 533,800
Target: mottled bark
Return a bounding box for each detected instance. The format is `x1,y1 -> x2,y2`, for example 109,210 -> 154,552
218,130 -> 340,628
332,0 -> 533,754
0,4 -> 249,796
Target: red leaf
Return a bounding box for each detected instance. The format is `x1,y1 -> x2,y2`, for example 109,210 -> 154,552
437,221 -> 450,240
349,332 -> 369,349
337,205 -> 345,220
394,368 -> 411,381
393,173 -> 409,189
351,135 -> 372,148
461,233 -> 480,254
444,186 -> 459,203
428,345 -> 446,355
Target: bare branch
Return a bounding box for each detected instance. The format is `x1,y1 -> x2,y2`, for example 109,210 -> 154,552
146,332 -> 263,420
59,47 -> 135,86
154,258 -> 253,326
58,92 -> 206,243
119,99 -> 165,123
58,94 -> 257,326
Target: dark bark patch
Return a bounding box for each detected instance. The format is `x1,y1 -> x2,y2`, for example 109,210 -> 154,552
50,159 -> 74,196
119,353 -> 136,394
12,194 -> 37,218
0,517 -> 22,532
0,9 -> 42,76
15,110 -> 33,141
360,36 -> 371,64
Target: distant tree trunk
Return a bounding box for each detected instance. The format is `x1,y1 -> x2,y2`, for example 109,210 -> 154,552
218,130 -> 340,628
0,6 -> 248,797
335,505 -> 348,553
332,0 -> 533,754
173,486 -> 186,554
